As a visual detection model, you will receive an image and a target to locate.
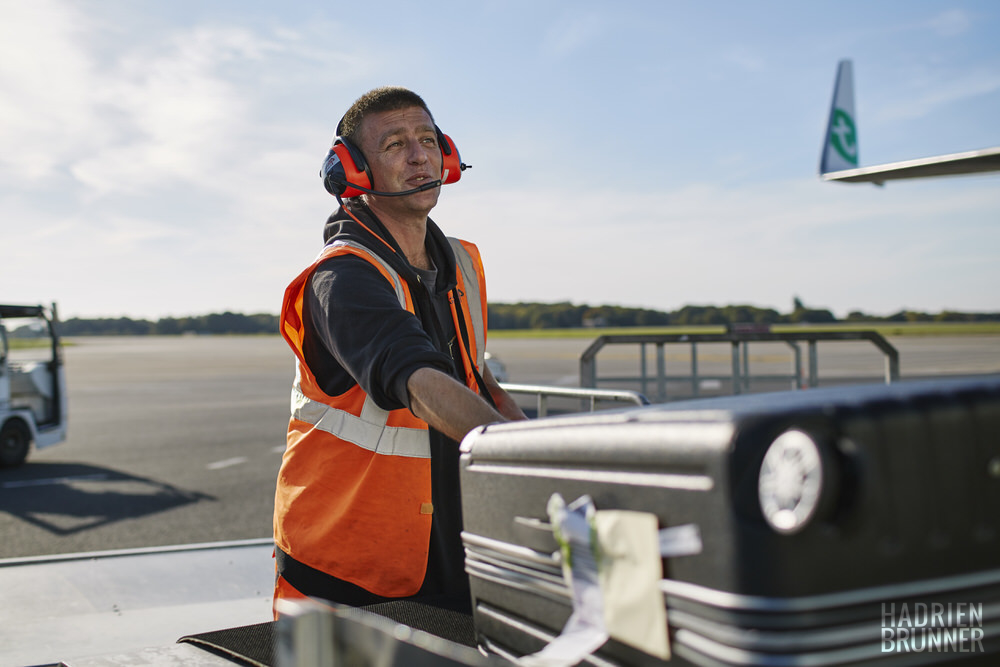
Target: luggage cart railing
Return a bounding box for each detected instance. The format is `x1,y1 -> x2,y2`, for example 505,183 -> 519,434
579,329 -> 900,403
499,382 -> 649,418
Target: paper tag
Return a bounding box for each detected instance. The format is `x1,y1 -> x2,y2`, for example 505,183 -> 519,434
595,510 -> 670,660
519,496 -> 697,666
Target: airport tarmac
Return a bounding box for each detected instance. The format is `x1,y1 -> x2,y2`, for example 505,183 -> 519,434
1,333 -> 997,561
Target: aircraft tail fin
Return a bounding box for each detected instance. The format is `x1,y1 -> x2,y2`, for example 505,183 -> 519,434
820,59 -> 860,176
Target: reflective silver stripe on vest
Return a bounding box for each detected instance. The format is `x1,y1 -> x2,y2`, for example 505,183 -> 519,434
448,237 -> 486,370
291,367 -> 430,458
293,242 -> 427,458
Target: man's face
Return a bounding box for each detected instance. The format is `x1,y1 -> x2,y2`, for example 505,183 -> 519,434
358,106 -> 442,216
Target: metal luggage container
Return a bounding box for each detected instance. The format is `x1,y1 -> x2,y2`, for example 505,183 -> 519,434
459,376 -> 1000,666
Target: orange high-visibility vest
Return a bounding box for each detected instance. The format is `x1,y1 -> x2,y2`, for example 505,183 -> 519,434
274,236 -> 487,597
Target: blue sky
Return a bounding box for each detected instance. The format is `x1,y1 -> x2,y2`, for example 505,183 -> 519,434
2,1 -> 998,319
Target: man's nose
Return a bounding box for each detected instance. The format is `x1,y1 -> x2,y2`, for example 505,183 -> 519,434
407,140 -> 429,163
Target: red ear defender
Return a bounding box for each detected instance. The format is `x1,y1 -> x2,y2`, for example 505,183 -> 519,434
438,131 -> 464,185
322,138 -> 372,198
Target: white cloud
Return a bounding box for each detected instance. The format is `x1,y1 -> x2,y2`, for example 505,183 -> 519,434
0,1 -> 364,317
0,3 -> 358,199
69,26 -> 280,196
0,0 -> 102,181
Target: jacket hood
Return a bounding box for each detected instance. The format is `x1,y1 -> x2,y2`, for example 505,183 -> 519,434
321,201 -> 458,295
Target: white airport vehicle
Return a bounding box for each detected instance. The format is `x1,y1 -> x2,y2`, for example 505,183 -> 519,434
484,350 -> 509,383
0,303 -> 68,467
820,59 -> 1000,184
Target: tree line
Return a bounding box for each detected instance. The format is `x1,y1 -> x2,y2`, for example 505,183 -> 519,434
488,298 -> 1000,329
49,299 -> 1000,337
57,312 -> 280,336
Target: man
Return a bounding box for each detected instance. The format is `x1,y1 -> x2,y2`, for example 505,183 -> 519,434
274,87 -> 526,615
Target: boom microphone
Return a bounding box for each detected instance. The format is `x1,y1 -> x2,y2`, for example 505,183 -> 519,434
330,177 -> 446,198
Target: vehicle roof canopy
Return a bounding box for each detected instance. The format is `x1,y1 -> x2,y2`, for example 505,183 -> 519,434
0,305 -> 45,319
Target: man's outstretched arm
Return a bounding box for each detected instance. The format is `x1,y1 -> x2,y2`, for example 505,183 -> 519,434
406,367 -> 506,442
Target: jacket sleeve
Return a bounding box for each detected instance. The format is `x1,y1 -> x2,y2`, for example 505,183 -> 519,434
304,254 -> 454,411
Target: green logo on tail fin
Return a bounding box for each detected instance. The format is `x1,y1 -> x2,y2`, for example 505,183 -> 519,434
829,109 -> 858,166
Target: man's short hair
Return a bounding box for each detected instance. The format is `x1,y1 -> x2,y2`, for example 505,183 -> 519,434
338,87 -> 434,146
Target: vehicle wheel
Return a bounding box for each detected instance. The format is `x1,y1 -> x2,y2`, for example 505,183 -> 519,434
0,420 -> 31,468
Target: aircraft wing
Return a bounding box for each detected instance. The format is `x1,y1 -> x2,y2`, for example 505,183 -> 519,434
819,60 -> 1000,185
822,146 -> 1000,184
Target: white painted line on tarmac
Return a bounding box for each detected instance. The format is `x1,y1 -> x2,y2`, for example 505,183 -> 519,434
206,457 -> 248,470
1,474 -> 109,489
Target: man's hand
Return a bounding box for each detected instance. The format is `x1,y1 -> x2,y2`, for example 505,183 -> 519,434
406,367 -> 506,442
481,363 -> 528,422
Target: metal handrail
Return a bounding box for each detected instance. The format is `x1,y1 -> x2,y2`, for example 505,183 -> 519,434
579,330 -> 900,403
499,382 -> 649,418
